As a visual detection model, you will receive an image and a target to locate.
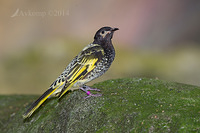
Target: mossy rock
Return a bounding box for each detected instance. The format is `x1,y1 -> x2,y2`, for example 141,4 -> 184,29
0,78 -> 200,132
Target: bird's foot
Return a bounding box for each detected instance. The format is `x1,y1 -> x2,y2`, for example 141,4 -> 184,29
79,85 -> 102,99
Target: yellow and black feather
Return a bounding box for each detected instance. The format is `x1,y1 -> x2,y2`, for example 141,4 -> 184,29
58,44 -> 104,98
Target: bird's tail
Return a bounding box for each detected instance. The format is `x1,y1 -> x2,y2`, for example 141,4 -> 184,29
23,87 -> 56,119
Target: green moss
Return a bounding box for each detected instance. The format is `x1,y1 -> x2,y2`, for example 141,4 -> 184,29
0,78 -> 200,132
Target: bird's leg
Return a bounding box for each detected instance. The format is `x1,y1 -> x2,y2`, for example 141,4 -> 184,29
79,85 -> 102,99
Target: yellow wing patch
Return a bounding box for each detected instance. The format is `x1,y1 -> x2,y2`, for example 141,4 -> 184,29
59,57 -> 98,98
58,44 -> 104,98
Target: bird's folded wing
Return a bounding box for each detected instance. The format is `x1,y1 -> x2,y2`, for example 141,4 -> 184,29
58,44 -> 104,98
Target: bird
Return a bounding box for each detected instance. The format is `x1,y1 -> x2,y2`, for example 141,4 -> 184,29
23,26 -> 119,119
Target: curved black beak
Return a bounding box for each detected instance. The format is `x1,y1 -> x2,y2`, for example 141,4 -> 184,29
111,28 -> 119,31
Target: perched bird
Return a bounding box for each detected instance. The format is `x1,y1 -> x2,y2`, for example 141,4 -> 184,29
23,26 -> 118,119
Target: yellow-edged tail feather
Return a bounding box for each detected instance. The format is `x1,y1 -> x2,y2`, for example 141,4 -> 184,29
23,87 -> 57,119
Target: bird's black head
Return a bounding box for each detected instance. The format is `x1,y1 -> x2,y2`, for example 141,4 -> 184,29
93,26 -> 119,44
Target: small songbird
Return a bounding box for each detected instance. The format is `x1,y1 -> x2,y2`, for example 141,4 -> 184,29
23,26 -> 119,119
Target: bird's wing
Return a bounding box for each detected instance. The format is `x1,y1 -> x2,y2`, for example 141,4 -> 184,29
58,44 -> 104,98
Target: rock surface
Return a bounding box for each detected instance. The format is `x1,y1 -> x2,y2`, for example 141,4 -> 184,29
0,78 -> 200,132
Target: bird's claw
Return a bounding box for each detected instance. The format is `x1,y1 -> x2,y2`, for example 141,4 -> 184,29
83,93 -> 102,99
80,86 -> 102,99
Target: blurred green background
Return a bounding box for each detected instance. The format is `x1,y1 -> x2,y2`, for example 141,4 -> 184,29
1,0 -> 200,94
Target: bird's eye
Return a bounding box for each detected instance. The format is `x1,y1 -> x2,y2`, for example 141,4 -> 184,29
101,31 -> 105,34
